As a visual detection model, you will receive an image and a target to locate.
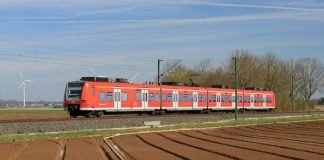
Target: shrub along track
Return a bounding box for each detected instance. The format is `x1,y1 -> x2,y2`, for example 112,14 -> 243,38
2,111 -> 323,124
2,111 -> 324,135
1,120 -> 324,160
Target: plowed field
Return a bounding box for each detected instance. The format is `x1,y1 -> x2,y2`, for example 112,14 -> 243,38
1,120 -> 324,160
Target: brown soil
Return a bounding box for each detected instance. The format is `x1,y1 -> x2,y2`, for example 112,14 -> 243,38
64,138 -> 108,160
0,114 -> 68,122
1,120 -> 324,160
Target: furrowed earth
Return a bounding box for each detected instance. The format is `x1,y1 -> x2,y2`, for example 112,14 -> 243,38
1,120 -> 324,160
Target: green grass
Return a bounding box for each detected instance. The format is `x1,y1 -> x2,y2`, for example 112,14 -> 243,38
0,109 -> 65,115
0,114 -> 324,143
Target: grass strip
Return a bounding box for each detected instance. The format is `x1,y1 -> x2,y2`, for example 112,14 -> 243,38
0,109 -> 65,114
0,114 -> 324,143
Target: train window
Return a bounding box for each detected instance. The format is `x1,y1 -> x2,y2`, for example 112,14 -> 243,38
203,95 -> 207,102
198,95 -> 202,102
167,94 -> 172,102
92,87 -> 95,95
136,93 -> 141,101
122,92 -> 128,101
221,96 -> 225,102
142,93 -> 146,102
149,93 -> 154,102
212,95 -> 216,102
184,94 -> 188,102
248,97 -> 251,103
239,96 -> 243,103
107,92 -> 113,102
155,93 -> 159,101
209,96 -> 212,102
100,92 -> 105,102
260,97 -> 263,103
179,94 -> 183,102
162,94 -> 167,102
115,92 -> 120,101
189,95 -> 193,102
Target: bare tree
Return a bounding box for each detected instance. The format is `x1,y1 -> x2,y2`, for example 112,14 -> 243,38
295,58 -> 324,107
228,49 -> 260,88
161,61 -> 191,84
192,59 -> 212,86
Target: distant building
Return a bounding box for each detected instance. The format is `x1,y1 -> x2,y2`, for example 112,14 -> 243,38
319,98 -> 324,105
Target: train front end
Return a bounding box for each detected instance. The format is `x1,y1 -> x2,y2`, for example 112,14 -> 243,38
64,81 -> 85,117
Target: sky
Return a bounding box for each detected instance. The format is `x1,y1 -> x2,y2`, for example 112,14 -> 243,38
0,0 -> 323,101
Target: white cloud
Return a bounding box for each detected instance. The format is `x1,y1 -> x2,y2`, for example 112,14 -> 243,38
172,1 -> 324,12
3,11 -> 324,24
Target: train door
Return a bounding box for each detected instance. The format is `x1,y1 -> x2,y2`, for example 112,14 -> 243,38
114,89 -> 121,110
216,93 -> 221,108
173,91 -> 178,109
263,95 -> 266,107
142,89 -> 148,109
193,91 -> 198,109
250,95 -> 254,109
232,93 -> 235,108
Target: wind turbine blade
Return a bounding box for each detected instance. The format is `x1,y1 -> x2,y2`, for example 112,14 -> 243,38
19,71 -> 25,80
89,67 -> 96,76
130,73 -> 139,83
18,81 -> 24,89
25,80 -> 34,83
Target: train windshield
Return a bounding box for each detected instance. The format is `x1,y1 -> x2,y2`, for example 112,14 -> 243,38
66,82 -> 84,100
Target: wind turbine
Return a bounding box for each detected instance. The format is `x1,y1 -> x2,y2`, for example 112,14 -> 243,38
130,73 -> 139,83
89,67 -> 96,77
18,71 -> 34,107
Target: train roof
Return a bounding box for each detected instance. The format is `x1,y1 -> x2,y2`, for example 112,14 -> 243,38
71,77 -> 273,94
79,81 -> 273,94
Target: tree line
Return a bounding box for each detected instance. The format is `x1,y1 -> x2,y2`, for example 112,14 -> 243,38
161,50 -> 324,111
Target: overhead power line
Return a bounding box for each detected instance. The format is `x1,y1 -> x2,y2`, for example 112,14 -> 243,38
0,56 -> 155,72
0,41 -> 156,61
0,52 -> 154,70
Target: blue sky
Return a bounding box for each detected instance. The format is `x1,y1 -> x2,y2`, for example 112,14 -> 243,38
0,0 -> 323,101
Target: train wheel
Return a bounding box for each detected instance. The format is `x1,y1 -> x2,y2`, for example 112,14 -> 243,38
69,111 -> 78,118
150,110 -> 156,116
85,112 -> 94,118
96,111 -> 104,117
69,106 -> 78,117
85,113 -> 91,118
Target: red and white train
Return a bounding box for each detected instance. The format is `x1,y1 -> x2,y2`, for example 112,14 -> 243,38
64,77 -> 275,117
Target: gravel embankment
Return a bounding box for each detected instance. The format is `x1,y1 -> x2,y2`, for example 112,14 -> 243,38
0,112 -> 322,135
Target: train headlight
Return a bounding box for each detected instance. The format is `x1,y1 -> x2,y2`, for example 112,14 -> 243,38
81,100 -> 86,103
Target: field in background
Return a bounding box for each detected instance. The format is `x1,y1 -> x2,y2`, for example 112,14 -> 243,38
0,108 -> 67,122
315,105 -> 324,111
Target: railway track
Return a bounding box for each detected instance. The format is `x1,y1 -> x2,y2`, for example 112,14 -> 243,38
1,110 -> 323,124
